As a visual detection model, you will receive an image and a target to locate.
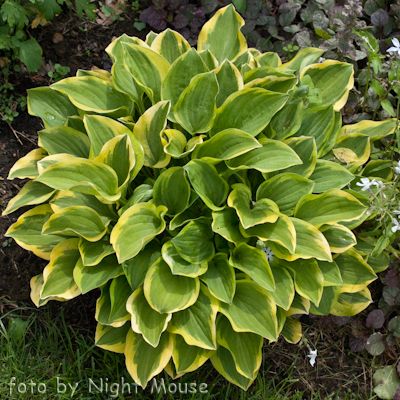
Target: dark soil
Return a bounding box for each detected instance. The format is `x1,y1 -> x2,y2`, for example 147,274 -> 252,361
0,5 -> 394,398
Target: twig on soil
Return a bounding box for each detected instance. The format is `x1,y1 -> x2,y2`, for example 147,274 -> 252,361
0,113 -> 36,145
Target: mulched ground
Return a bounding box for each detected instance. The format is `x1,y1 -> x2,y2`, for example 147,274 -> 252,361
0,5 -> 394,398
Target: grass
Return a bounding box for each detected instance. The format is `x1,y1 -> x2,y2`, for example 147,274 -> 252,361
0,305 -> 377,400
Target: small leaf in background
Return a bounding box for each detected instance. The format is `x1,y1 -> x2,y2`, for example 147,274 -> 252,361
383,287 -> 400,307
365,332 -> 385,356
349,336 -> 366,352
388,316 -> 400,338
385,269 -> 400,288
75,0 -> 97,20
373,365 -> 400,400
381,100 -> 396,117
371,9 -> 389,27
8,317 -> 30,342
18,38 -> 42,72
232,0 -> 246,14
351,319 -> 365,337
394,385 -> 400,400
366,309 -> 385,329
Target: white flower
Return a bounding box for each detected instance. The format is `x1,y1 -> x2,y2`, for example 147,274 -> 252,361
356,177 -> 377,191
391,218 -> 400,233
262,247 -> 274,261
307,349 -> 317,367
387,38 -> 400,57
393,210 -> 400,216
394,161 -> 400,174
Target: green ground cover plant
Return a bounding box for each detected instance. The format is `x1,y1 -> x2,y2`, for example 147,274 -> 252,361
2,3 -> 399,393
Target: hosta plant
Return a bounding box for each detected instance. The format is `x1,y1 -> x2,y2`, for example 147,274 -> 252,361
3,5 -> 398,390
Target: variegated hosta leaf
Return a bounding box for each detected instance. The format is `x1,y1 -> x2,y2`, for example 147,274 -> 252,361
340,118 -> 397,141
281,317 -> 302,344
309,160 -> 354,192
105,34 -> 145,105
266,99 -> 303,141
183,160 -> 229,211
241,214 -> 296,254
171,334 -> 214,378
2,181 -> 55,216
118,183 -> 154,216
334,248 -> 377,293
123,241 -> 161,292
171,218 -> 215,264
211,346 -> 254,391
50,190 -> 117,226
122,43 -> 170,104
161,48 -> 208,122
219,280 -> 277,341
133,100 -> 170,168
51,76 -> 132,116
280,136 -> 317,178
95,322 -> 130,354
300,60 -> 354,111
269,217 -> 332,262
27,87 -> 78,128
210,89 -> 289,137
37,154 -> 77,174
38,126 -> 90,158
111,203 -> 167,263
153,167 -> 191,216
215,60 -> 243,108
294,189 -> 366,228
30,274 -> 67,308
256,52 -> 281,68
7,148 -> 47,180
212,207 -> 249,245
35,158 -> 121,202
167,284 -> 219,350
191,129 -> 261,163
199,49 -> 219,69
5,204 -> 65,260
216,314 -> 263,380
362,160 -> 393,181
330,288 -> 372,317
42,206 -> 107,242
286,293 -> 310,316
278,47 -> 325,75
150,29 -> 190,64
230,243 -> 275,291
320,224 -> 356,253
244,75 -> 297,93
265,263 -> 295,311
292,105 -> 335,157
73,254 -> 122,294
333,133 -> 370,169
79,236 -> 114,266
126,286 -> 172,347
143,257 -> 200,314
83,115 -> 144,178
280,258 -> 324,306
125,329 -> 173,389
40,238 -> 81,300
95,278 -> 131,327
256,175 -> 315,214
201,253 -> 236,304
162,241 -> 208,278
227,183 -> 279,229
309,285 -> 341,315
197,5 -> 246,64
317,260 -> 343,286
225,137 -> 302,173
94,134 -> 135,188
174,71 -> 219,134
